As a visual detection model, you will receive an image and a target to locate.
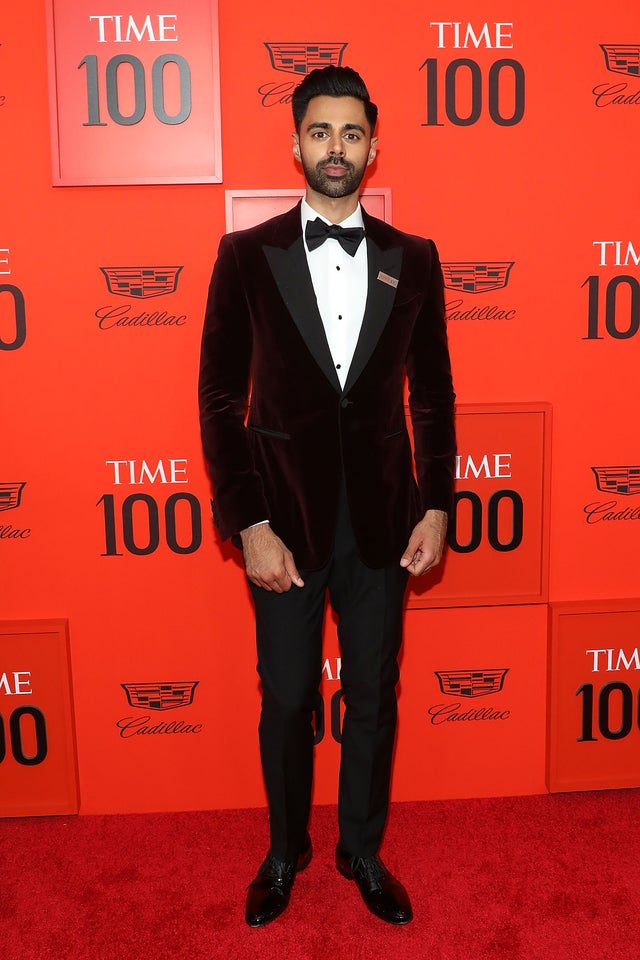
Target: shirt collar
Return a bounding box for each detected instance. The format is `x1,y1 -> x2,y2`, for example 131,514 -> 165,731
301,197 -> 364,232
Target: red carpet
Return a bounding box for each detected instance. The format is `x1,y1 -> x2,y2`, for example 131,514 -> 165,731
2,792 -> 640,960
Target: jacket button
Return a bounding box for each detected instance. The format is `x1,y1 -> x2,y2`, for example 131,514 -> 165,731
341,398 -> 352,408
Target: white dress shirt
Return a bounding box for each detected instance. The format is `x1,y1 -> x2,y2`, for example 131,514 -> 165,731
301,198 -> 367,390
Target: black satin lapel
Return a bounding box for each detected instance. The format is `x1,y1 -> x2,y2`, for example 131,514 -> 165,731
343,240 -> 403,394
263,239 -> 341,393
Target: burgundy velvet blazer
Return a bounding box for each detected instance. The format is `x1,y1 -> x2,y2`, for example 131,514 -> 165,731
198,201 -> 456,570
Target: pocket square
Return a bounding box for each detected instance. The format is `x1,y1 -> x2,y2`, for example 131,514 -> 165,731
377,271 -> 398,288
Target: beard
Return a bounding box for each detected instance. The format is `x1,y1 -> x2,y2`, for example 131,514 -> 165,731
301,155 -> 367,199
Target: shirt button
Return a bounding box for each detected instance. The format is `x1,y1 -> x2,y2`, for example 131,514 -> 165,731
336,266 -> 341,271
338,314 -> 342,320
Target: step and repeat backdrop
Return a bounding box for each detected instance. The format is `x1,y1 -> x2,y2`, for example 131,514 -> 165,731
1,0 -> 639,816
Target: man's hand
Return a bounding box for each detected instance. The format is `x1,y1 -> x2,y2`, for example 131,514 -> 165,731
240,523 -> 305,593
400,509 -> 448,577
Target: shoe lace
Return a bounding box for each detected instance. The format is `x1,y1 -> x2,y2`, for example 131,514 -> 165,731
261,854 -> 295,885
352,856 -> 385,891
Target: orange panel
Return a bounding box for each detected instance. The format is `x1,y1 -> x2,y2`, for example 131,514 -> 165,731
406,403 -> 551,608
46,0 -> 222,183
549,600 -> 640,792
0,620 -> 79,817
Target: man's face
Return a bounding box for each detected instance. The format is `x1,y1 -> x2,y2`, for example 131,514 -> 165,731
292,95 -> 377,200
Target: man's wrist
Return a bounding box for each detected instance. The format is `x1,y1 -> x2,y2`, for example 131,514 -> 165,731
424,508 -> 448,522
240,520 -> 270,544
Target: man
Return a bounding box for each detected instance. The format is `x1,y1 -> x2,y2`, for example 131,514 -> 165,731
199,66 -> 456,927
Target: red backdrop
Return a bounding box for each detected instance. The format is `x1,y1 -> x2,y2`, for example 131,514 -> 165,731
1,0 -> 639,815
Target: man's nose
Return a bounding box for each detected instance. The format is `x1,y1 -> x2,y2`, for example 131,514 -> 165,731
328,136 -> 344,155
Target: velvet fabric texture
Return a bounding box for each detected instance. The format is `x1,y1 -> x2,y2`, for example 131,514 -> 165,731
198,201 -> 456,570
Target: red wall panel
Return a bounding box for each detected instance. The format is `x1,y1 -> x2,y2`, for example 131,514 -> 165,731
1,0 -> 638,815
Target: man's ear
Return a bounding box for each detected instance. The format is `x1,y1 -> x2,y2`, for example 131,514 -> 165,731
367,137 -> 378,166
292,132 -> 301,162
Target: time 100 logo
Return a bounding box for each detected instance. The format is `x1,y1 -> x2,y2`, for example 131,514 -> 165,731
421,21 -> 525,127
583,242 -> 640,340
78,15 -> 191,127
98,459 -> 202,556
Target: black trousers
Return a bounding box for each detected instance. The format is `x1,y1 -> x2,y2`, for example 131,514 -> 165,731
248,488 -> 408,861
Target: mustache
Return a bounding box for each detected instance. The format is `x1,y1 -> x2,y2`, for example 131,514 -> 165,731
318,158 -> 354,172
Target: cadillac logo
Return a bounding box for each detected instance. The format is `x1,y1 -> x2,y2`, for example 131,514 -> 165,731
264,42 -> 347,76
435,669 -> 509,698
100,266 -> 183,299
592,465 -> 640,497
121,682 -> 199,711
600,44 -> 640,77
441,262 -> 514,294
0,482 -> 26,512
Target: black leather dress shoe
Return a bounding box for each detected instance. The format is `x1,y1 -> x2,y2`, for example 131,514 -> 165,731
245,836 -> 312,927
336,846 -> 413,924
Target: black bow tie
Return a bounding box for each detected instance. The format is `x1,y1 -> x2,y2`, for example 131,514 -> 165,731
305,218 -> 365,257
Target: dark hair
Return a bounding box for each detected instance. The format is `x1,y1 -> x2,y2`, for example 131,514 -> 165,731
291,66 -> 378,134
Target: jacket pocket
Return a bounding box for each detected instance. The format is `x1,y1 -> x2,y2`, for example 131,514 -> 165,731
248,424 -> 292,440
383,429 -> 406,440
